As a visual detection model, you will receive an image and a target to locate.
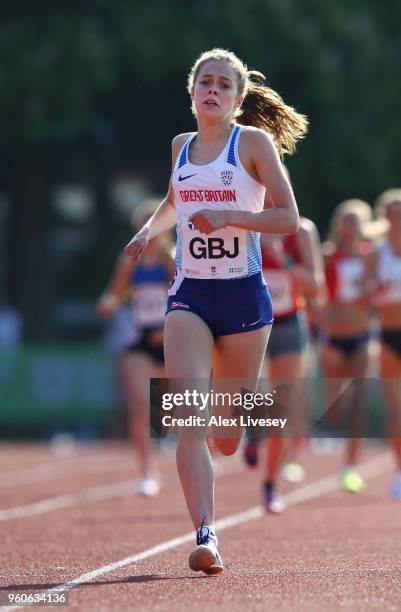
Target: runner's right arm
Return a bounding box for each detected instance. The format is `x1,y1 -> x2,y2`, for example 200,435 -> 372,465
95,254 -> 135,318
291,218 -> 325,298
124,135 -> 189,259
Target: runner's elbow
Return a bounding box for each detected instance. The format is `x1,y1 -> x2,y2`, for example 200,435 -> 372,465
285,210 -> 300,235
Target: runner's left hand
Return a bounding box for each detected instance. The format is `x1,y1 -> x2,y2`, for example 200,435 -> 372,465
189,210 -> 229,234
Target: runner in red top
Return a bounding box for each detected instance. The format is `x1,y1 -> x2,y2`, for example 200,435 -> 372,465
320,199 -> 377,493
244,211 -> 324,513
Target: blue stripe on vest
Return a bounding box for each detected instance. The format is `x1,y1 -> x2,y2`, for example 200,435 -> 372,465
178,143 -> 188,169
227,125 -> 240,166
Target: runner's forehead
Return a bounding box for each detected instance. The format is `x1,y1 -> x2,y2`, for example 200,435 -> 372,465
197,61 -> 236,83
387,200 -> 401,212
341,212 -> 361,223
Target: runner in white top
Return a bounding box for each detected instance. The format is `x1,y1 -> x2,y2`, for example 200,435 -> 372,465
173,122 -> 265,281
371,189 -> 401,498
124,48 -> 308,574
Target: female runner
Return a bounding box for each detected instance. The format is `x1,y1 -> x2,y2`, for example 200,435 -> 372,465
372,189 -> 401,498
124,48 -> 308,573
320,199 -> 377,492
97,201 -> 175,495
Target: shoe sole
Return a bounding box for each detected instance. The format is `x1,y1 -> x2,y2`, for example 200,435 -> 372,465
265,498 -> 285,514
189,545 -> 224,575
341,482 -> 366,494
281,474 -> 305,483
266,505 -> 284,514
136,486 -> 160,497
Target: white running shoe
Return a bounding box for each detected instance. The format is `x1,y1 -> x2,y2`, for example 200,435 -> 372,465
189,525 -> 224,575
264,484 -> 285,514
281,461 -> 306,483
136,476 -> 160,497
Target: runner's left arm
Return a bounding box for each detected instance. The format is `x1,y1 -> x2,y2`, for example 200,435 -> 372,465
190,130 -> 299,235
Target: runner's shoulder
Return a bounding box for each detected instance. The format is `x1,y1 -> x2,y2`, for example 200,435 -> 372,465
172,132 -> 195,155
299,217 -> 318,233
238,125 -> 274,147
322,240 -> 336,260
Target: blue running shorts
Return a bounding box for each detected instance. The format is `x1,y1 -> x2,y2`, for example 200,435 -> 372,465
166,271 -> 273,337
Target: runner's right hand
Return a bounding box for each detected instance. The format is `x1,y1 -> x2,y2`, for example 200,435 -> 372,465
95,294 -> 119,318
124,229 -> 149,261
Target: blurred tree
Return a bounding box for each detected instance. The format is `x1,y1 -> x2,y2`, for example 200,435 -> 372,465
0,1 -> 400,338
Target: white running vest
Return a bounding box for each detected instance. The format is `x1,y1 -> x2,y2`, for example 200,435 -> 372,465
133,285 -> 167,328
374,240 -> 401,305
336,258 -> 366,302
172,125 -> 266,279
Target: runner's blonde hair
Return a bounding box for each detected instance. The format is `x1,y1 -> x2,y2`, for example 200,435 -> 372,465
188,48 -> 308,157
328,199 -> 386,243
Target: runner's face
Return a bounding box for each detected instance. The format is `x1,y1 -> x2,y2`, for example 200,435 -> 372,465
386,201 -> 401,231
192,60 -> 242,122
339,212 -> 361,240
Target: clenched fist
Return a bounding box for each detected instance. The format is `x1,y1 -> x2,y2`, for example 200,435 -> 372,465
189,209 -> 229,235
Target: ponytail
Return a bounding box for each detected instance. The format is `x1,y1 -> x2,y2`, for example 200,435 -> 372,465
237,71 -> 309,157
188,49 -> 308,158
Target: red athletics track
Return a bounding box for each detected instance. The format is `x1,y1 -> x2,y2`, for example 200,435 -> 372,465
1,441 -> 401,612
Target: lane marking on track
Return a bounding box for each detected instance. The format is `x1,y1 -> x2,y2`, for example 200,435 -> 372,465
0,452 -> 393,611
0,480 -> 139,522
240,566 -> 401,575
0,457 -> 128,488
0,456 -> 240,522
0,449 -> 136,487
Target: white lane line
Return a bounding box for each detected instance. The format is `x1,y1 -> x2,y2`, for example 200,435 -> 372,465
0,480 -> 139,522
0,450 -> 134,487
245,566 -> 401,575
0,452 -> 393,611
0,455 -> 135,488
0,443 -> 213,488
0,456 -> 240,522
